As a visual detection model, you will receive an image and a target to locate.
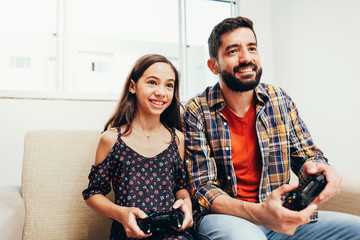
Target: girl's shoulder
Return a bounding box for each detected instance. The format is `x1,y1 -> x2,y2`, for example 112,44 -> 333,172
101,128 -> 119,145
173,128 -> 184,144
173,128 -> 185,160
95,128 -> 119,165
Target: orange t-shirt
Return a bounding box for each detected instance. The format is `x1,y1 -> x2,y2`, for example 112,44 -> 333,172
222,100 -> 262,203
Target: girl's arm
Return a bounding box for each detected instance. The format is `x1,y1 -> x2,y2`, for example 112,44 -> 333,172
175,128 -> 185,160
85,129 -> 150,239
174,129 -> 193,230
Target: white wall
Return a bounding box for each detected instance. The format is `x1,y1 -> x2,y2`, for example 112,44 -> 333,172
270,0 -> 360,175
238,0 -> 360,175
0,97 -> 117,186
238,0 -> 274,85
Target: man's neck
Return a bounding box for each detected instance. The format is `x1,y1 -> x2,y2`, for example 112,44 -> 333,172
220,81 -> 255,118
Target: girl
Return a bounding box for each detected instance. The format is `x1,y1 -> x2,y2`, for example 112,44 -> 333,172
82,54 -> 193,240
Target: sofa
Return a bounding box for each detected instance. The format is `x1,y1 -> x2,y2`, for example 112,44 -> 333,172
1,130 -> 359,239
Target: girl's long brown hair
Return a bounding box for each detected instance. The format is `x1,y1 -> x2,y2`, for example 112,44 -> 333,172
103,54 -> 182,134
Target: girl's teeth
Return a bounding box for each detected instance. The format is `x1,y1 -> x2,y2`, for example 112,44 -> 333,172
152,100 -> 163,105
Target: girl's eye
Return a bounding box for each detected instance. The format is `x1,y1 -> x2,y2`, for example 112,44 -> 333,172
167,83 -> 174,88
148,80 -> 156,85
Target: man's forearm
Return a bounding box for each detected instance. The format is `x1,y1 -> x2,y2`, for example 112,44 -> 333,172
210,194 -> 260,225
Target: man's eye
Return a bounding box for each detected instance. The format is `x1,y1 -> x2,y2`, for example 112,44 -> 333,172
228,49 -> 237,54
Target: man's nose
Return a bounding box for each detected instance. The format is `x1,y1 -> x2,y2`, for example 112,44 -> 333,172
238,48 -> 251,63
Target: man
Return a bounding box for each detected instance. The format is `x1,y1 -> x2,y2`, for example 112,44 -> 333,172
183,16 -> 360,239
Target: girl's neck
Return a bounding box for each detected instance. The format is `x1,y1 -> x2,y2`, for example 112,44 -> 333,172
132,114 -> 163,132
121,114 -> 171,158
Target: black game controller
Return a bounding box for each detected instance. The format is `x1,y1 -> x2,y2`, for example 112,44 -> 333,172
283,173 -> 327,211
137,209 -> 184,234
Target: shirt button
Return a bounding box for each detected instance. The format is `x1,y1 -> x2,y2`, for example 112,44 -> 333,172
224,122 -> 227,126
225,147 -> 230,151
227,176 -> 231,180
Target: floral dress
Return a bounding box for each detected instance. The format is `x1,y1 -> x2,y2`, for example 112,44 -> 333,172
82,128 -> 193,240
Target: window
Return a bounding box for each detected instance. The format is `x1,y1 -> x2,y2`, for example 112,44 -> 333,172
0,0 -> 57,92
0,0 -> 237,100
184,0 -> 236,98
64,0 -> 180,95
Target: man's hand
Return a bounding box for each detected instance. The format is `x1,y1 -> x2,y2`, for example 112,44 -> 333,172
303,161 -> 342,204
245,184 -> 318,235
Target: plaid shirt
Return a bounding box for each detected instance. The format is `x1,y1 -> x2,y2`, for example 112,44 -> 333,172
183,82 -> 328,223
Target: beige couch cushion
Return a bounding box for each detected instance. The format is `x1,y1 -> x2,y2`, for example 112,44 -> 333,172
318,174 -> 360,216
22,130 -> 114,240
0,186 -> 25,240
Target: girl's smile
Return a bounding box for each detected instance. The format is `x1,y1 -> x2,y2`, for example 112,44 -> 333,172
130,62 -> 175,116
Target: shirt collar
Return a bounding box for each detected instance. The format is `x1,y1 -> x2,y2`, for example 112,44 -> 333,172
254,83 -> 270,105
207,82 -> 225,109
207,82 -> 270,109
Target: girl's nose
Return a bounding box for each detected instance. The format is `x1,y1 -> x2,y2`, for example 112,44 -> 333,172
155,85 -> 165,96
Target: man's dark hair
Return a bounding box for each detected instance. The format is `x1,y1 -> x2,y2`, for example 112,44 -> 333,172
208,16 -> 257,59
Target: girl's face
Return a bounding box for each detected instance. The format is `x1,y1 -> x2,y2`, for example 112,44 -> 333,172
130,62 -> 176,117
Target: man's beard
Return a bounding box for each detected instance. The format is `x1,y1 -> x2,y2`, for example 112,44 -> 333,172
219,63 -> 262,92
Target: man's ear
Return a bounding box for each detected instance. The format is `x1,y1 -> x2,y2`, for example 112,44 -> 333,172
207,58 -> 219,75
129,79 -> 136,94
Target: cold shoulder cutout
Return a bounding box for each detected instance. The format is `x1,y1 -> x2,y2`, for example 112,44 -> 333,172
94,128 -> 119,166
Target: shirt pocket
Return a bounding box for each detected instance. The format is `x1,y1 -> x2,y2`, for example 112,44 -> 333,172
267,121 -> 289,166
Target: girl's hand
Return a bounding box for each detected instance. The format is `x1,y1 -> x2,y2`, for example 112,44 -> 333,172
172,199 -> 194,231
116,206 -> 152,239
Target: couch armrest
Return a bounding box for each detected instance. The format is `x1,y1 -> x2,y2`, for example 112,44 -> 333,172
0,185 -> 25,240
318,174 -> 360,216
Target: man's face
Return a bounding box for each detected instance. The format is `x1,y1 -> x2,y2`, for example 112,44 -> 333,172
214,27 -> 262,92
